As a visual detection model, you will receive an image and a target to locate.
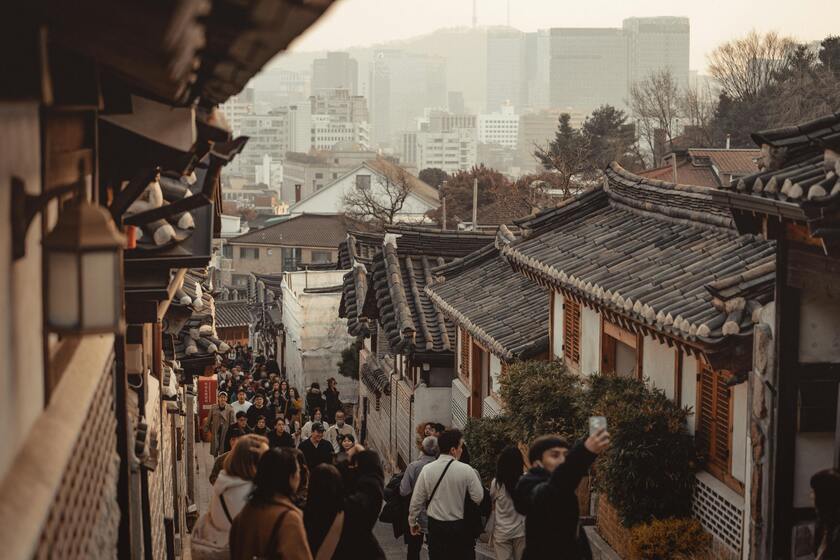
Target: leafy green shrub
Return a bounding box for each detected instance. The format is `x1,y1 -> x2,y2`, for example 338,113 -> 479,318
336,344 -> 359,380
589,376 -> 697,526
499,360 -> 584,444
464,415 -> 517,485
630,517 -> 711,560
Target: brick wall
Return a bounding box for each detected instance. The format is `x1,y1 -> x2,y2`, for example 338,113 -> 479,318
596,497 -> 635,559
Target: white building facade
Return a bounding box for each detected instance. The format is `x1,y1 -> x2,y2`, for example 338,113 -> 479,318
478,104 -> 520,148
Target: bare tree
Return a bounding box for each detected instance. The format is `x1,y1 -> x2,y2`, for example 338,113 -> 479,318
342,166 -> 414,227
707,30 -> 797,102
628,68 -> 682,166
679,81 -> 718,147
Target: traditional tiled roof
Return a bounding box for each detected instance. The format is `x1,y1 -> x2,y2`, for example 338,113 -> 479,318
371,227 -> 495,355
227,213 -> 346,248
714,114 -> 840,219
687,149 -> 761,177
426,228 -> 549,361
637,160 -> 721,188
215,300 -> 251,328
503,163 -> 776,346
360,349 -> 392,396
338,231 -> 385,338
163,268 -> 230,362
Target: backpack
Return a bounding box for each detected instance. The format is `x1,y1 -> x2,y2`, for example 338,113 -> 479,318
378,472 -> 407,537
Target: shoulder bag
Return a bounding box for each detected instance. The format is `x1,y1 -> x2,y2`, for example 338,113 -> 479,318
252,508 -> 291,560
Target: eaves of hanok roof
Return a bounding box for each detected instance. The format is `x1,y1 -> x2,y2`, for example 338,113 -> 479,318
502,162 -> 776,359
711,113 -> 840,251
370,227 -> 495,357
338,231 -> 385,339
426,226 -> 549,362
215,299 -> 251,328
163,268 -> 230,364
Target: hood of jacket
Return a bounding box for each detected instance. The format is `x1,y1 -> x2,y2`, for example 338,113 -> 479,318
213,470 -> 254,494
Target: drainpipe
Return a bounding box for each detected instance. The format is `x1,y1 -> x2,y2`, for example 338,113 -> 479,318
726,134 -> 731,150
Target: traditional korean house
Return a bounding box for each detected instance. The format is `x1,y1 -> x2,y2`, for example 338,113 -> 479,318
0,2 -> 334,558
425,228 -> 549,426
214,299 -> 251,347
501,162 -> 777,559
711,112 -> 840,560
338,227 -> 494,469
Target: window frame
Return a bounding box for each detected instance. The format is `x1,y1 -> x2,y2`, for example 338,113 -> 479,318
562,298 -> 581,366
696,360 -> 742,494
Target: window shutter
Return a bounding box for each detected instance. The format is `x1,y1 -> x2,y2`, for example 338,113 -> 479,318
698,364 -> 731,477
459,327 -> 471,378
563,299 -> 581,365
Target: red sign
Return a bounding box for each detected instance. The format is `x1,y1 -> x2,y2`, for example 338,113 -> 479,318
197,376 -> 218,441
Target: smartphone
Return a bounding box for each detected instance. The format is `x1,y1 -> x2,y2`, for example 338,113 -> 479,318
589,416 -> 607,436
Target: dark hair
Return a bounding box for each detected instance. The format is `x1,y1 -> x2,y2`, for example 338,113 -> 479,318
228,427 -> 246,439
250,448 -> 299,505
812,469 -> 840,524
433,423 -> 446,434
495,446 -> 525,496
528,435 -> 569,464
311,422 -> 325,433
338,433 -> 355,445
304,464 -> 344,554
235,411 -> 247,419
438,429 -> 463,455
353,450 -> 385,483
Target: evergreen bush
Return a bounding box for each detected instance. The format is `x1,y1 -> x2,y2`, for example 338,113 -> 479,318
463,415 -> 517,485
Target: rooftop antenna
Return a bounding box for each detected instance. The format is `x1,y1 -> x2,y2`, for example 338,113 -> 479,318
472,0 -> 477,28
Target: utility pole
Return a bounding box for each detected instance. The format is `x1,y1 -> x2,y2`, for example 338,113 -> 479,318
472,177 -> 478,231
442,196 -> 447,230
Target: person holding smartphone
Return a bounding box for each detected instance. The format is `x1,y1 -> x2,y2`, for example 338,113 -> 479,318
513,425 -> 610,560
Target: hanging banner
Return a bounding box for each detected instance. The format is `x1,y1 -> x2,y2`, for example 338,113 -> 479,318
197,375 -> 218,442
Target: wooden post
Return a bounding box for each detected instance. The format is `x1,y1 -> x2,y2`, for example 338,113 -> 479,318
472,177 -> 478,230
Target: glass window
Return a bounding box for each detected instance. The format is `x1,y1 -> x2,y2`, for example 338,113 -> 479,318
355,174 -> 372,190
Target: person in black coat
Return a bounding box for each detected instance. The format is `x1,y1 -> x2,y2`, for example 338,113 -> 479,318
298,423 -> 334,468
246,393 -> 275,429
333,448 -> 387,560
514,430 -> 610,560
306,382 -> 326,418
269,417 -> 295,448
324,377 -> 341,424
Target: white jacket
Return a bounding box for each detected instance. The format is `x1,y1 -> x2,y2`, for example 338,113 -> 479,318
193,471 -> 254,547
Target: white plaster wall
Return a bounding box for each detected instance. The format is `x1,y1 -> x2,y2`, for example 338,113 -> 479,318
0,102 -> 45,480
489,354 -> 502,394
799,285 -> 840,363
580,305 -> 601,376
643,337 -> 675,398
794,432 -> 835,507
414,386 -> 452,427
289,166 -> 437,219
681,354 -> 698,435
282,270 -> 358,403
552,291 -> 564,359
731,382 -> 747,484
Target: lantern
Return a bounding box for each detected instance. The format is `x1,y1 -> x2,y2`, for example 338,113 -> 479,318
43,201 -> 126,334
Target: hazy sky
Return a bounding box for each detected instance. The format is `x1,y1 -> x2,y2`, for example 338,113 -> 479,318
287,0 -> 840,71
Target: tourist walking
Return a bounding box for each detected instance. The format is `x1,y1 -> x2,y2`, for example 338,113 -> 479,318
231,388 -> 252,416
408,429 -> 484,560
229,447 -> 313,560
304,464 -> 346,559
269,417 -> 296,448
247,393 -> 275,429
324,377 -> 341,424
513,429 -> 610,560
298,422 -> 334,469
326,410 -> 356,452
334,448 -> 387,560
490,446 -> 526,560
191,434 -> 269,559
301,409 -> 329,440
306,382 -> 326,418
401,436 -> 439,560
205,392 -> 234,457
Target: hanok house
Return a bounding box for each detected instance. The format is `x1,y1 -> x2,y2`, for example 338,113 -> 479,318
500,162 -> 777,559
338,227 -> 494,470
0,1 -> 333,558
711,112 -> 840,560
640,148 -> 761,188
224,213 -> 347,290
425,228 -> 549,425
214,299 -> 251,346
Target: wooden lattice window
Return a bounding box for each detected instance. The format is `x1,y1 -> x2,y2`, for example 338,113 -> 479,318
563,299 -> 581,365
697,364 -> 732,479
459,327 -> 471,379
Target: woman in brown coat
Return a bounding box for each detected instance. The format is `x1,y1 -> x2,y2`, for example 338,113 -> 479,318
229,447 -> 313,560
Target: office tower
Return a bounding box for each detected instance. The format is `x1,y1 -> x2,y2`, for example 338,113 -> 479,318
486,27 -> 526,112
524,30 -> 551,110
370,49 -> 447,148
478,104 -> 519,149
312,52 -> 359,95
623,17 -> 690,87
549,28 -> 629,113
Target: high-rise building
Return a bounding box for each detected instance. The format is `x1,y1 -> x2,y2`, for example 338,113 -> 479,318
402,128 -> 476,174
312,52 -> 358,95
524,30 -> 551,110
478,104 -> 519,148
448,91 -> 466,114
220,87 -> 255,136
623,17 -> 690,88
549,28 -> 629,113
548,17 -> 690,114
486,27 -> 526,112
310,88 -> 369,123
309,88 -> 371,150
370,49 -> 447,148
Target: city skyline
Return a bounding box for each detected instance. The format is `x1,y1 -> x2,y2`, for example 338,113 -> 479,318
281,0 -> 839,72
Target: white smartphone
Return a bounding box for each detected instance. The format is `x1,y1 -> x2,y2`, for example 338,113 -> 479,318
589,416 -> 607,436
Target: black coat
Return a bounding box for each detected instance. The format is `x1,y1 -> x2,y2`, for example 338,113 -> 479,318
306,389 -> 325,418
333,452 -> 386,560
325,387 -> 341,422
514,442 -> 596,560
298,438 -> 334,469
246,404 -> 275,430
268,429 -> 295,449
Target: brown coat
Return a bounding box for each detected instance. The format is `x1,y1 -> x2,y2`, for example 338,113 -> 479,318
229,496 -> 312,560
